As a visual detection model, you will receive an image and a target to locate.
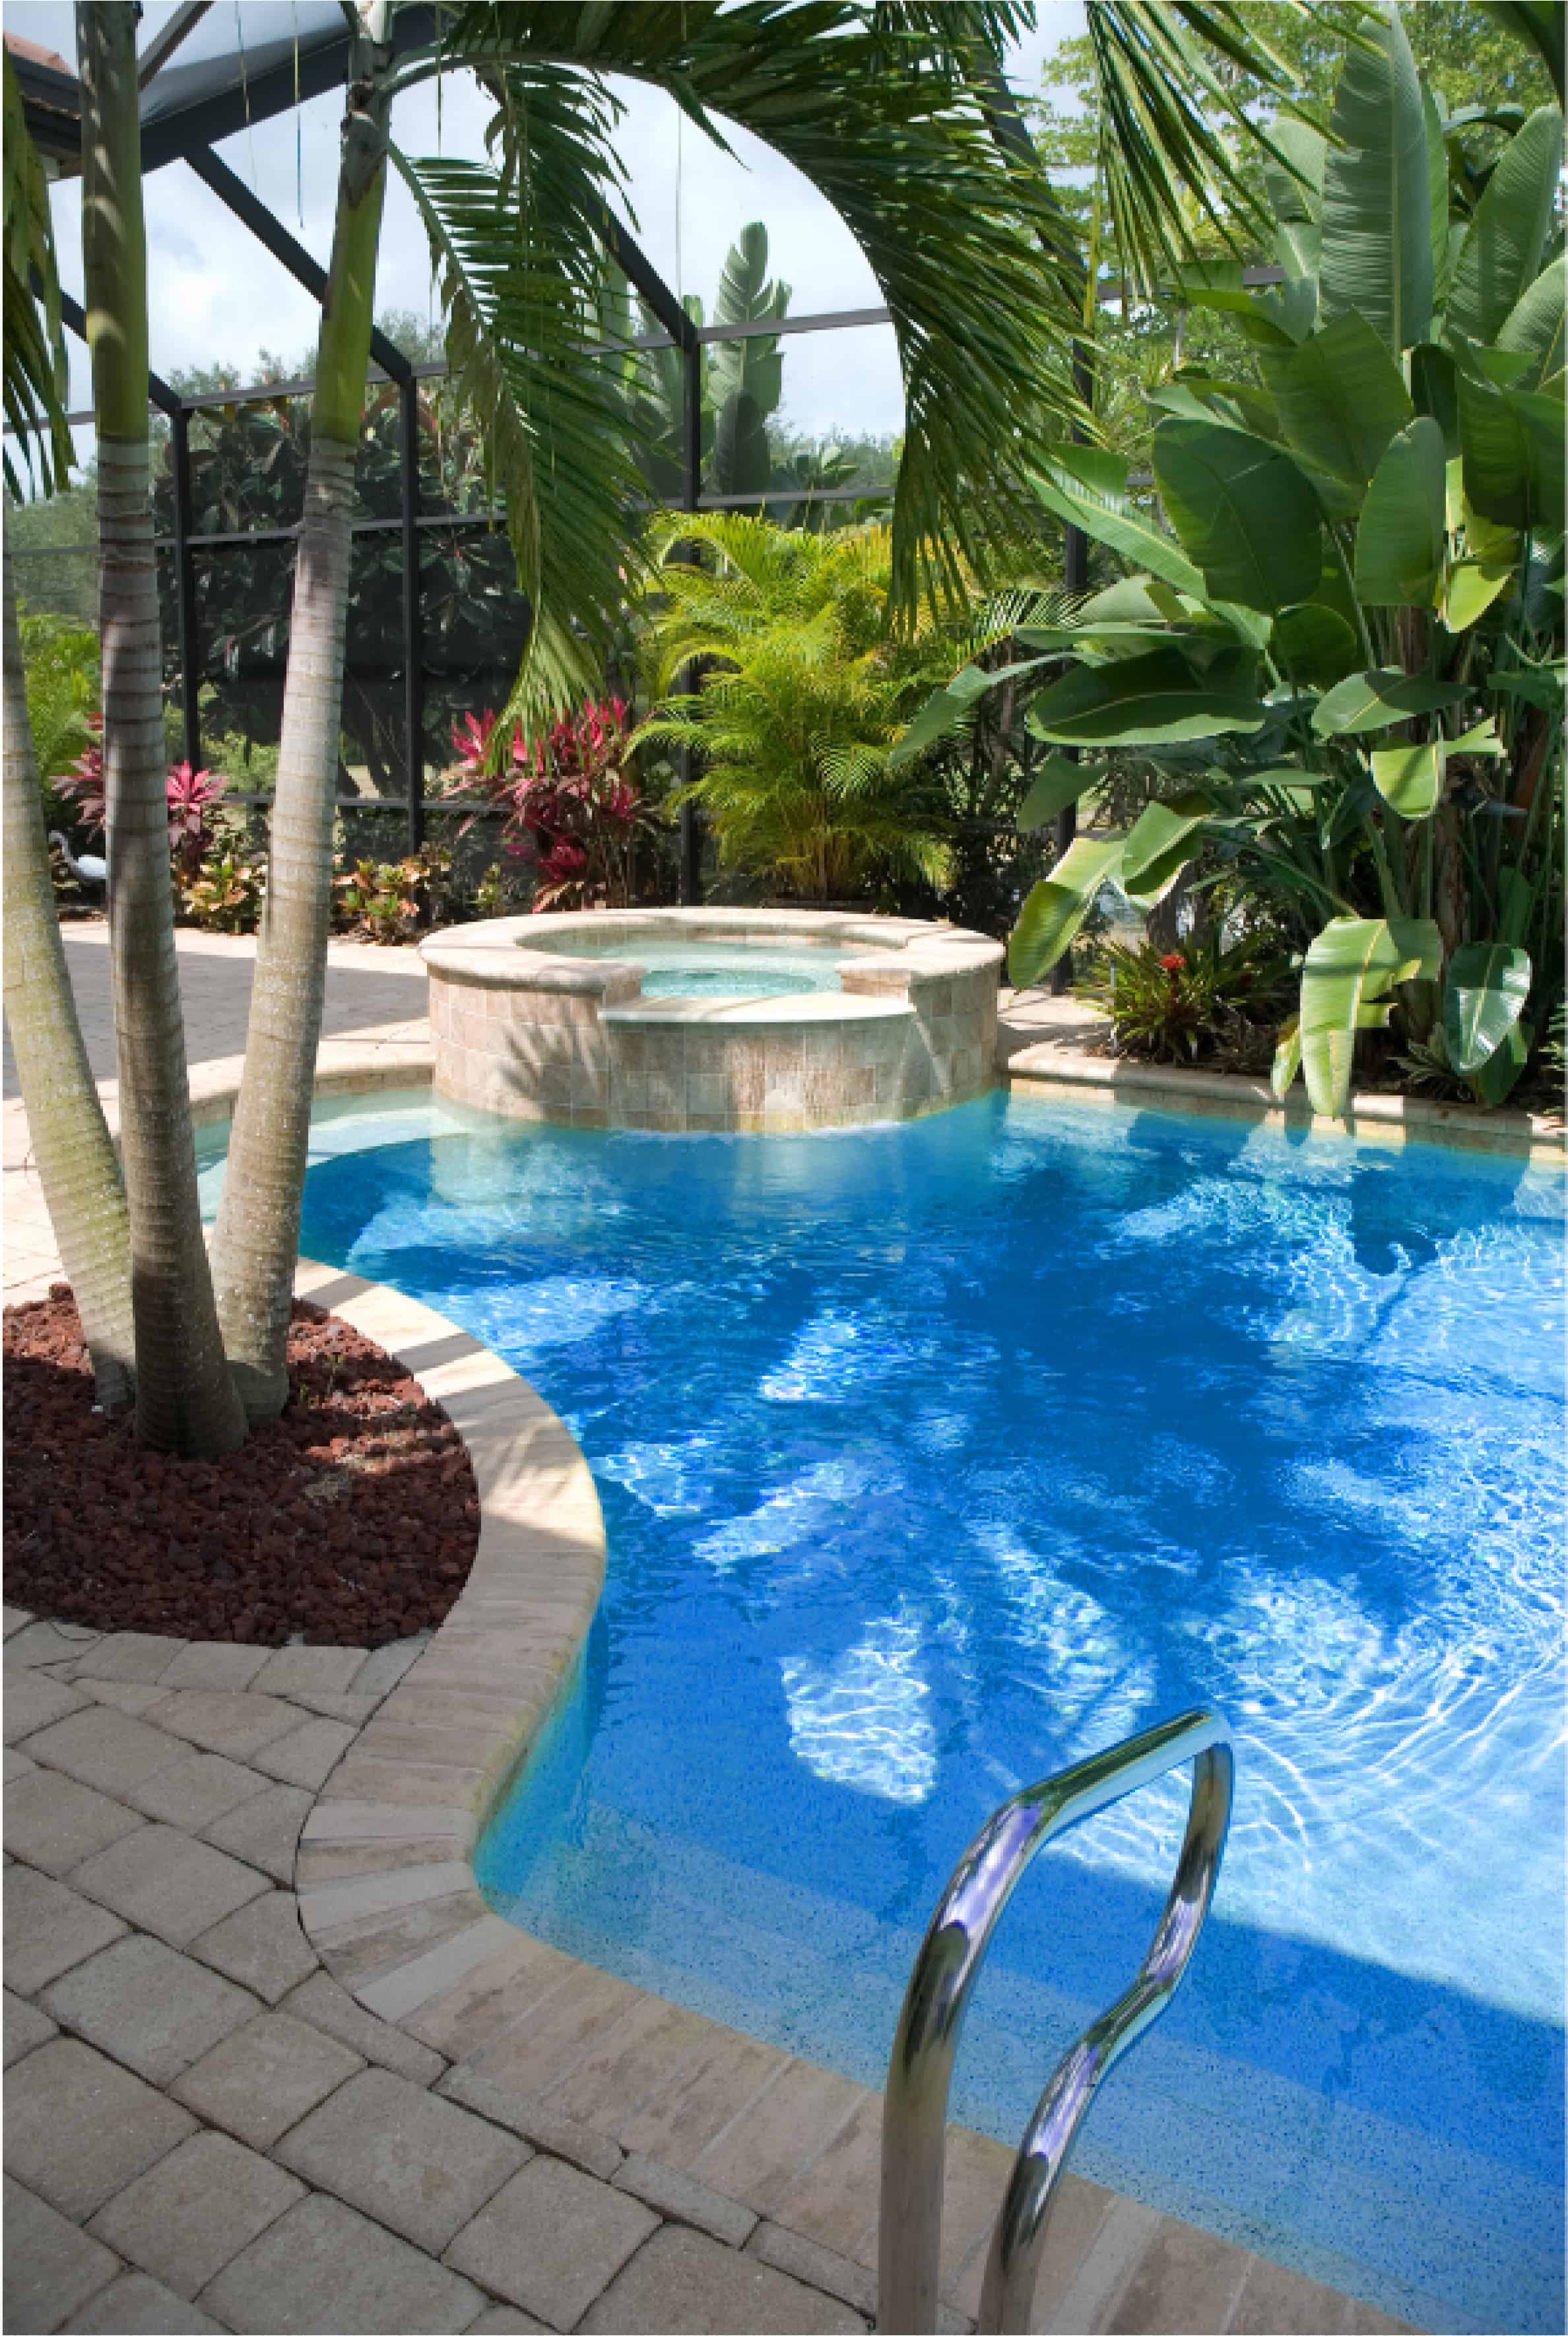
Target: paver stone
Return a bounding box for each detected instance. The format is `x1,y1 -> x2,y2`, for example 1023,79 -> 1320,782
4,1988 -> 58,2068
42,1935 -> 257,2085
3,2175 -> 121,2336
2,1770 -> 145,1874
4,1867 -> 126,1995
276,2065 -> 525,2253
171,2011 -> 364,2149
189,1889 -> 319,2003
65,2271 -> 224,2333
17,1706 -> 185,1795
70,1823 -> 268,1945
582,2224 -> 863,2334
197,2193 -> 486,2334
3,2038 -> 197,2220
201,1779 -> 312,1883
443,2153 -> 658,2329
122,1752 -> 271,1831
3,1671 -> 88,1745
86,2130 -> 304,2301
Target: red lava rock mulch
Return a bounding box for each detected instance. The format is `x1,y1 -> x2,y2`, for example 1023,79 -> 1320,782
3,1290 -> 479,1646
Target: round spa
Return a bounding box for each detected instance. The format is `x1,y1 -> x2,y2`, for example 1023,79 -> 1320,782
420,908 -> 1004,1132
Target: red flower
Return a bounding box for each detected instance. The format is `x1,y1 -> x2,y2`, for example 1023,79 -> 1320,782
1160,953 -> 1185,975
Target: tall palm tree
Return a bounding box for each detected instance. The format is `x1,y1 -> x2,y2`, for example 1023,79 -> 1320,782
2,50 -> 135,1410
75,1 -> 246,1454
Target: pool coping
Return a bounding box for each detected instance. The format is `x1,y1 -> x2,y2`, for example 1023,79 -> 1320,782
1001,1006 -> 1565,1166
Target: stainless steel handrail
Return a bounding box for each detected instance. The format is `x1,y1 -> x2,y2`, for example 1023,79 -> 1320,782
877,1708 -> 1233,2335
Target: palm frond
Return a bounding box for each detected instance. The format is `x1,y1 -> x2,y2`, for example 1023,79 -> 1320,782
391,68 -> 647,720
3,53 -> 73,502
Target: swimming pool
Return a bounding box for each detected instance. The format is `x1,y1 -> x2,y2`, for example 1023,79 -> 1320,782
284,1091 -> 1566,2333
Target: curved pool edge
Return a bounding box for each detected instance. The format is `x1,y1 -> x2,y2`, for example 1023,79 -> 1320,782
291,1255 -> 608,2005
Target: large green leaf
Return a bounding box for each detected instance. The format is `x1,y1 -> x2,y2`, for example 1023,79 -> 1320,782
1318,3 -> 1433,355
1354,417 -> 1447,608
1026,646 -> 1270,746
1029,448 -> 1208,602
1496,255 -> 1567,391
1016,756 -> 1098,831
1119,793 -> 1210,905
1297,915 -> 1443,1117
888,650 -> 1064,770
1152,420 -> 1322,612
1369,740 -> 1440,818
1458,369 -> 1567,531
1259,312 -> 1414,519
1008,837 -> 1125,987
1444,942 -> 1532,1075
1447,108 -> 1564,348
2,52 -> 73,500
1409,341 -> 1460,458
1472,1017 -> 1532,1106
1312,668 -> 1469,736
1271,601 -> 1360,687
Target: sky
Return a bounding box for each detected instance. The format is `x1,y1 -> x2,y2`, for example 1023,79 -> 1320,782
7,0 -> 1085,454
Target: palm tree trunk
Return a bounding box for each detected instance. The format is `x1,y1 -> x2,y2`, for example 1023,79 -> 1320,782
77,1 -> 245,1457
2,538 -> 135,1409
211,3 -> 395,1420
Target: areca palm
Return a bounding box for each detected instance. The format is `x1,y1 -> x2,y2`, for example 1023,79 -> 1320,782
637,513 -> 964,898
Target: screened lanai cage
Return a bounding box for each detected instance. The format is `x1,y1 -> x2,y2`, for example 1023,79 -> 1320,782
9,2 -> 1127,928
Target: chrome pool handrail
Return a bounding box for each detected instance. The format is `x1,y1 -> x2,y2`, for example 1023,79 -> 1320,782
876,1707 -> 1233,2335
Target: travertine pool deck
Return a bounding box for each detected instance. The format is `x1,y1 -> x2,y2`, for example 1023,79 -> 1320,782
4,930 -> 1430,2332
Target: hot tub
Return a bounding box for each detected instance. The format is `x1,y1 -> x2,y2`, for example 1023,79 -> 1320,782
420,908 -> 1003,1132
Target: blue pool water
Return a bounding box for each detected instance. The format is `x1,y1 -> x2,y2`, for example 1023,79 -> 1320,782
538,938 -> 852,1000
284,1093 -> 1566,2332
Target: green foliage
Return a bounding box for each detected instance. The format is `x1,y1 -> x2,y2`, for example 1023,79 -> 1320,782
636,513 -> 965,900
3,52 -> 72,500
181,848 -> 267,936
1075,929 -> 1292,1068
17,609 -> 99,806
332,847 -> 453,943
902,40 -> 1565,1114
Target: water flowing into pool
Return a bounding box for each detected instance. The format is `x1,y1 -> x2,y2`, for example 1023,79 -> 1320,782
283,1091 -> 1566,2333
536,938 -> 854,1000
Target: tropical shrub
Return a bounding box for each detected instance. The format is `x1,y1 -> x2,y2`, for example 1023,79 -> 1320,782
904,7 -> 1565,1114
54,730 -> 231,878
445,699 -> 653,911
1076,930 -> 1293,1070
332,846 -> 453,942
182,848 -> 267,935
636,514 -> 982,901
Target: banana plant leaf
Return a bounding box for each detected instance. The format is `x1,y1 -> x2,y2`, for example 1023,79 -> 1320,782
1028,449 -> 1208,604
1354,417 -> 1447,607
1026,645 -> 1271,746
1008,835 -> 1125,988
1369,740 -> 1441,817
1312,668 -> 1468,736
1444,941 -> 1532,1074
1271,1014 -> 1302,1099
1152,420 -> 1323,612
1258,312 -> 1414,519
1318,3 -> 1433,356
1447,106 -> 1564,348
1016,755 -> 1099,831
1410,342 -> 1460,457
1296,915 -> 1443,1117
888,652 -> 1063,769
1495,254 -> 1566,387
1119,793 -> 1210,905
1271,602 -> 1360,687
1444,554 -> 1518,632
1472,1016 -> 1532,1106
1458,370 -> 1567,532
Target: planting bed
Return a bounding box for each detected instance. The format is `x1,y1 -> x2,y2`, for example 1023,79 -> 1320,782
3,1291 -> 478,1644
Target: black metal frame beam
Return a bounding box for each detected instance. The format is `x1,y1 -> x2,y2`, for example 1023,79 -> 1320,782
137,3 -> 213,92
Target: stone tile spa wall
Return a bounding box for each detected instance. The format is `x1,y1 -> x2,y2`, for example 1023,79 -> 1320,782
421,910 -> 1004,1134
